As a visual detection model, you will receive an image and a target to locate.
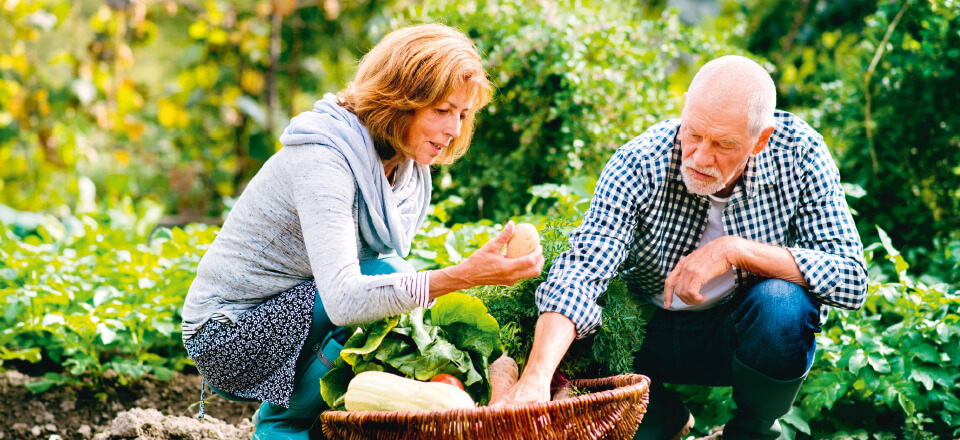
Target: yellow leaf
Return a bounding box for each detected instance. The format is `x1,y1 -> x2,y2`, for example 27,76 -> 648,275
122,118 -> 145,141
240,69 -> 264,94
209,28 -> 228,45
158,98 -> 179,128
206,0 -> 224,26
34,89 -> 50,116
195,63 -> 218,88
115,150 -> 131,165
177,70 -> 196,90
216,181 -> 235,197
188,20 -> 208,40
117,81 -> 143,115
222,85 -> 242,104
0,54 -> 28,75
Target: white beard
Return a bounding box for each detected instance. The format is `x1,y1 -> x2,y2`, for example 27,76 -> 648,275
680,158 -> 730,196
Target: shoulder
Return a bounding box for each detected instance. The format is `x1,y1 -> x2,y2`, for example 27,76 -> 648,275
620,119 -> 680,155
768,111 -> 829,161
610,119 -> 678,166
605,119 -> 678,181
764,111 -> 840,192
271,145 -> 354,178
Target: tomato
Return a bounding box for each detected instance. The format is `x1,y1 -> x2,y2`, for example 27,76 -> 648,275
429,374 -> 465,390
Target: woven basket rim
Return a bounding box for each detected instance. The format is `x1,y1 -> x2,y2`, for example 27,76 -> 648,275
320,373 -> 650,421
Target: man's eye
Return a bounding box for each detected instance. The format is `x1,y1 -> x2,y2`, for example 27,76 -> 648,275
691,135 -> 702,140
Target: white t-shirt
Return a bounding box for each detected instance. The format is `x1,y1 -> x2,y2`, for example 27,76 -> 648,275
651,193 -> 736,311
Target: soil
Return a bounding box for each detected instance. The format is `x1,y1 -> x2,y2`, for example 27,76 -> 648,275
0,370 -> 259,439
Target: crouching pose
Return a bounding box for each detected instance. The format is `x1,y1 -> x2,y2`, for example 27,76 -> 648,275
181,24 -> 544,440
498,55 -> 867,440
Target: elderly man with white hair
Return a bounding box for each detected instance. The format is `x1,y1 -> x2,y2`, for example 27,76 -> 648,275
497,55 -> 868,439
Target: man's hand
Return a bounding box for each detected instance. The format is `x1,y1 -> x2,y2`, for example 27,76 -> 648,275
491,372 -> 551,406
663,236 -> 740,308
492,312 -> 576,406
664,236 -> 811,308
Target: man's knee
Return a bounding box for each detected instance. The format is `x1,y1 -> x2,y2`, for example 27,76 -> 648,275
738,279 -> 818,330
734,279 -> 819,379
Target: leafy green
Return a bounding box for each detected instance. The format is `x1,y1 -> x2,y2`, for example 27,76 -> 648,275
320,292 -> 504,409
0,202 -> 214,389
466,217 -> 651,379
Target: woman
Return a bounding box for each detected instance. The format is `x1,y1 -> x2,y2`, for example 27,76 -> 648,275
180,23 -> 544,439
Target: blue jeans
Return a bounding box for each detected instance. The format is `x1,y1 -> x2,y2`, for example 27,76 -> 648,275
634,279 -> 820,384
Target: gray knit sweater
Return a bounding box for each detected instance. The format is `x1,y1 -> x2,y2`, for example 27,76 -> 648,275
181,103 -> 431,339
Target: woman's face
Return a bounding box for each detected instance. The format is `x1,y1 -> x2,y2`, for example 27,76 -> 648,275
405,85 -> 475,166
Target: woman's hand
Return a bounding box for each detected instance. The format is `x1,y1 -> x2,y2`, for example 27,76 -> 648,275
462,220 -> 545,286
429,221 -> 545,296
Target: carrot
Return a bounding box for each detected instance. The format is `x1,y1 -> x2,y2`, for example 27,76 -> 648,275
488,354 -> 519,405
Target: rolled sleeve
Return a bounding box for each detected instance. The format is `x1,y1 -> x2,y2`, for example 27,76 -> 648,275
536,145 -> 648,337
789,140 -> 868,311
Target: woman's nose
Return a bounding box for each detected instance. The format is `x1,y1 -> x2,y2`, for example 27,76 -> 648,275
444,115 -> 462,139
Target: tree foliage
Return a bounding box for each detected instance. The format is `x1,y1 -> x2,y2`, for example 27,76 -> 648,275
726,0 -> 960,282
415,0 -> 737,220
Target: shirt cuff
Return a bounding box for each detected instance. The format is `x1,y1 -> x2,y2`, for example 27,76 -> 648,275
398,271 -> 434,309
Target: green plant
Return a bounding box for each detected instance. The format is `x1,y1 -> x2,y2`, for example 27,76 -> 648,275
406,0 -> 736,221
0,200 -> 215,396
674,228 -> 960,439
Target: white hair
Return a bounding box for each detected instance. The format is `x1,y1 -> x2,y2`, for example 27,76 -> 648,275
687,55 -> 777,138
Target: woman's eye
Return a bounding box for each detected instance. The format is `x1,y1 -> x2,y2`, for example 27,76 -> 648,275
437,109 -> 449,114
691,135 -> 702,140
459,113 -> 467,121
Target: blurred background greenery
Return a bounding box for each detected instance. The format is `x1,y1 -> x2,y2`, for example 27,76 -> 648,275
2,0 -> 959,438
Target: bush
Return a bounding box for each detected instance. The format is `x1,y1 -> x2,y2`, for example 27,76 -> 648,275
675,229 -> 960,439
412,0 -> 738,221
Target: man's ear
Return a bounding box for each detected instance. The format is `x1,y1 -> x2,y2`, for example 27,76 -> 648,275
752,125 -> 774,156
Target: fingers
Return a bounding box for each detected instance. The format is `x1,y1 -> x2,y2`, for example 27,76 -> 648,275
508,245 -> 544,281
664,265 -> 677,309
489,220 -> 515,251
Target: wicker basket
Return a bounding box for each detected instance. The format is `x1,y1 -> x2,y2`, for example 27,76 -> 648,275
320,374 -> 650,440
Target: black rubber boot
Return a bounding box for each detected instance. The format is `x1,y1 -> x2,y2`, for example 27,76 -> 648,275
723,356 -> 806,440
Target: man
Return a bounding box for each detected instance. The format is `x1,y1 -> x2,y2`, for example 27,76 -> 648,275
498,55 -> 867,439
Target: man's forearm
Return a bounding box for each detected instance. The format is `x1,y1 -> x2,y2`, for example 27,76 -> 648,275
730,237 -> 809,288
520,312 -> 577,383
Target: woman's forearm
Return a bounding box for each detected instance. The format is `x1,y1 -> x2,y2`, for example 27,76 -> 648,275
428,264 -> 477,299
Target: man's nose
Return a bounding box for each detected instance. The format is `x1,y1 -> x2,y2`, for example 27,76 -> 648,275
690,143 -> 712,167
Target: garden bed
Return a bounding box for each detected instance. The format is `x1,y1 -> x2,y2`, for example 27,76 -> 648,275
0,370 -> 257,440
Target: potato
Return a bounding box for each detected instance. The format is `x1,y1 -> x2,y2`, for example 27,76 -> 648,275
505,223 -> 540,258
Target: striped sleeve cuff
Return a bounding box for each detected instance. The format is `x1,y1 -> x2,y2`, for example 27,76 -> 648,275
398,271 -> 434,309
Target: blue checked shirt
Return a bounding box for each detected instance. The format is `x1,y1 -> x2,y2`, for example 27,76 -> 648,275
536,111 -> 868,337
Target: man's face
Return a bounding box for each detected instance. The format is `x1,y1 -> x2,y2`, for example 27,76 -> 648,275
678,96 -> 758,197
